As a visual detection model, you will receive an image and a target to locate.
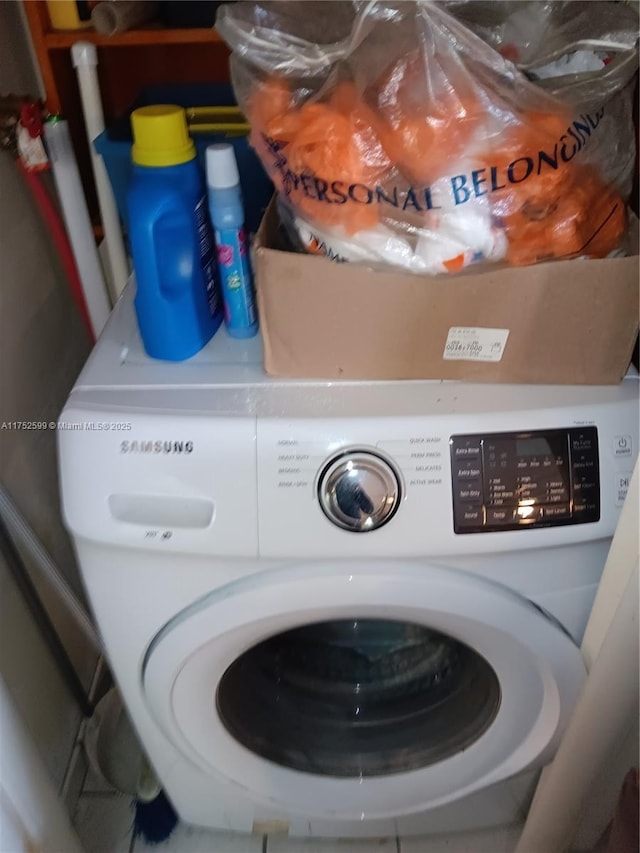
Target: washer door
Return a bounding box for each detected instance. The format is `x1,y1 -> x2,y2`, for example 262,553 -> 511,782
142,562 -> 585,820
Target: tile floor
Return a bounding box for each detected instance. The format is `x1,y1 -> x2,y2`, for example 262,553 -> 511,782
65,667 -> 515,851
72,766 -> 525,853
68,670 -> 606,853
67,676 -> 612,853
71,752 -> 619,853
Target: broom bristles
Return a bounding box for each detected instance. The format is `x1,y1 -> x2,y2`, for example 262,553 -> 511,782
132,789 -> 178,846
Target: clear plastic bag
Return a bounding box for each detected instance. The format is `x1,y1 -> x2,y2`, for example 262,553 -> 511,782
216,0 -> 639,274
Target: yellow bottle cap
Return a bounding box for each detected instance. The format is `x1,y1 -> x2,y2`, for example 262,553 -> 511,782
131,105 -> 196,168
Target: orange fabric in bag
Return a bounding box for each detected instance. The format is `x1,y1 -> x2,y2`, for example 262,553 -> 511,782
220,0 -> 636,274
485,116 -> 626,265
248,80 -> 394,232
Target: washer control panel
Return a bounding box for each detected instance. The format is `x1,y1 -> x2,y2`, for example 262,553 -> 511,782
451,427 -> 600,533
318,450 -> 401,532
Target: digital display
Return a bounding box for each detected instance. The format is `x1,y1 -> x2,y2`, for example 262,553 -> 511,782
450,428 -> 600,533
515,437 -> 555,457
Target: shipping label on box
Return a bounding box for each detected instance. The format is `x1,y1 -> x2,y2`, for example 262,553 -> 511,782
443,328 -> 510,362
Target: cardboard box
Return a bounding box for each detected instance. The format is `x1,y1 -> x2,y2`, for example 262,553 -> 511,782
254,200 -> 639,384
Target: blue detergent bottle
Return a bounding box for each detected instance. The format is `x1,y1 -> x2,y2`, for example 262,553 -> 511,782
127,105 -> 222,360
206,143 -> 258,338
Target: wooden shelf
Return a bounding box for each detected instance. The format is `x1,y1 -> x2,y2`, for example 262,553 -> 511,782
44,25 -> 223,49
23,0 -> 232,246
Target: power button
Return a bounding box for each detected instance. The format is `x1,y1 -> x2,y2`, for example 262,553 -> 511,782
613,435 -> 632,457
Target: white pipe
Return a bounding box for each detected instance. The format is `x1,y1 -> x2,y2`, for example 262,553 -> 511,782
516,464 -> 640,853
0,486 -> 101,651
71,41 -> 129,303
43,118 -> 111,339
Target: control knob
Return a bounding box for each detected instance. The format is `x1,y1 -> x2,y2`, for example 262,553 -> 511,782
318,451 -> 400,532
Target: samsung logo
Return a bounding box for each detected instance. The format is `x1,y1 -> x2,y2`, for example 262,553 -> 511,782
120,441 -> 194,454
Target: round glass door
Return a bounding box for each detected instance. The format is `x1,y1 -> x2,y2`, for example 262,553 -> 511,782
216,618 -> 500,777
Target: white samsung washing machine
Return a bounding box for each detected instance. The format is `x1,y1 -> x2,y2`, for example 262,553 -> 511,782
59,285 -> 638,840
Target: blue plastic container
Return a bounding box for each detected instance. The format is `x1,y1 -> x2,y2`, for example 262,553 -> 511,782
94,83 -> 272,238
127,105 -> 223,361
206,143 -> 258,338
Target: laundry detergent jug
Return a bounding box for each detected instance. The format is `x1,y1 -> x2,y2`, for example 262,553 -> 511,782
127,105 -> 222,361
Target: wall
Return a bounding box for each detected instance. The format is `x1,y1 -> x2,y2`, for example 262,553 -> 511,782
0,676 -> 84,852
0,0 -> 98,788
